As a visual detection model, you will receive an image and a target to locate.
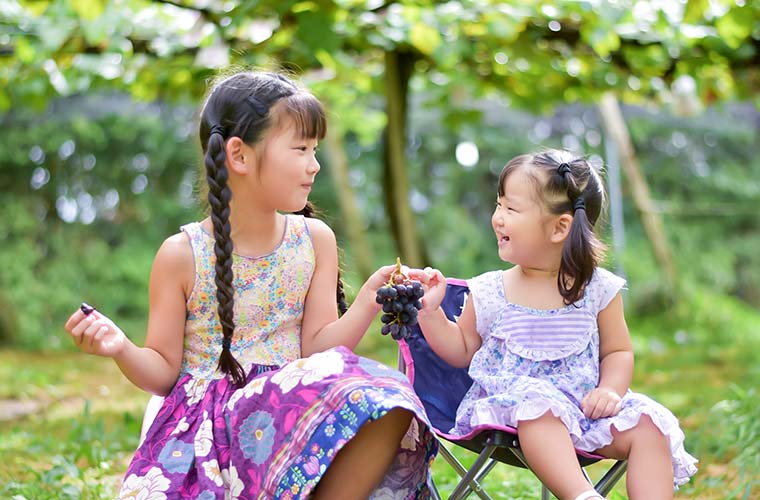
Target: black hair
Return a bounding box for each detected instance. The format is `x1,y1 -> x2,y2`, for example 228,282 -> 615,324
497,149 -> 607,305
198,71 -> 346,386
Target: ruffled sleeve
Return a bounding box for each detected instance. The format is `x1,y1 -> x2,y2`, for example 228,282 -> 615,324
587,268 -> 627,315
468,270 -> 504,340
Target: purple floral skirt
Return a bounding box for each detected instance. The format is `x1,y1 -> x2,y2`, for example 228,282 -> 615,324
118,347 -> 438,499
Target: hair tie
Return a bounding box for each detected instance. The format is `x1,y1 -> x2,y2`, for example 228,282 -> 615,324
210,124 -> 227,137
557,162 -> 572,176
221,337 -> 232,350
573,197 -> 586,212
246,95 -> 269,117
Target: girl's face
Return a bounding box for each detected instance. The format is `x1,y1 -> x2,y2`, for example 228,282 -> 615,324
251,117 -> 321,213
491,169 -> 556,267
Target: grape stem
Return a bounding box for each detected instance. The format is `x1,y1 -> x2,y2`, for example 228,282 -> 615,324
389,256 -> 403,284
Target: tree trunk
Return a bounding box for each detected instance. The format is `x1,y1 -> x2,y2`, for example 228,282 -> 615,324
323,127 -> 374,279
597,92 -> 678,301
382,49 -> 425,267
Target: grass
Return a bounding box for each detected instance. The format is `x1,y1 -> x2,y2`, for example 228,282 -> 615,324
1,324 -> 758,499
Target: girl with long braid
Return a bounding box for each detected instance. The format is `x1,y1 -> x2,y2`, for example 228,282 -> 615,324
64,70 -> 437,499
410,150 -> 697,500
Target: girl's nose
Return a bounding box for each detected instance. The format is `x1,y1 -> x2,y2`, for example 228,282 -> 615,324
492,210 -> 503,227
309,156 -> 321,174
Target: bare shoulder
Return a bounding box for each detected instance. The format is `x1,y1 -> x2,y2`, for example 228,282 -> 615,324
303,217 -> 337,252
152,232 -> 195,292
155,232 -> 193,266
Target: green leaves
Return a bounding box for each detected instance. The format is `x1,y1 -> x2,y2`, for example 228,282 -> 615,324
70,0 -> 106,21
3,0 -> 760,112
715,4 -> 754,49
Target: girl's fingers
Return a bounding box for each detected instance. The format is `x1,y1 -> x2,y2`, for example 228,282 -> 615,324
69,313 -> 96,345
407,268 -> 431,284
590,400 -> 602,419
90,325 -> 109,353
64,309 -> 88,332
93,325 -> 108,343
611,399 -> 623,416
81,319 -> 103,351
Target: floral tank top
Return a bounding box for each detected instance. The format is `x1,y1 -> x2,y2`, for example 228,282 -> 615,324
179,214 -> 315,378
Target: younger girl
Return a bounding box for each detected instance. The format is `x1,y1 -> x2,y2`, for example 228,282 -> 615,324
411,150 -> 696,500
64,70 -> 436,499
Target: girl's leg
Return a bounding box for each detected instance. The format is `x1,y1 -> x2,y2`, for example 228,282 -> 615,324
594,414 -> 673,500
312,408 -> 413,500
518,412 -> 599,500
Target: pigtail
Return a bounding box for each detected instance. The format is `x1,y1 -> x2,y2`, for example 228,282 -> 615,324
555,161 -> 606,305
205,130 -> 246,387
295,202 -> 349,316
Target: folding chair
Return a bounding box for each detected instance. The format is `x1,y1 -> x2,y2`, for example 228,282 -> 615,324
397,278 -> 627,500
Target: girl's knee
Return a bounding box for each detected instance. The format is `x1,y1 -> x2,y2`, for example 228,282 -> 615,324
604,414 -> 667,457
634,414 -> 668,444
378,407 -> 414,431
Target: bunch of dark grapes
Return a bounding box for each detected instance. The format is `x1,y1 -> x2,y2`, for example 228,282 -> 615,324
375,260 -> 424,340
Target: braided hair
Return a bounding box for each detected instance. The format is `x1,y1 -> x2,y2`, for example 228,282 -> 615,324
497,150 -> 607,305
198,71 -> 344,386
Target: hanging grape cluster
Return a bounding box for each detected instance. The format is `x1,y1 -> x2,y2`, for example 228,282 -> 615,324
375,258 -> 424,340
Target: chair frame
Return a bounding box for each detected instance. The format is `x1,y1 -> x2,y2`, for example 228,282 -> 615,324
397,279 -> 628,500
400,351 -> 627,500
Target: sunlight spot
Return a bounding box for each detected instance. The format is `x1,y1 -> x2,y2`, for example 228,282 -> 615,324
455,141 -> 479,169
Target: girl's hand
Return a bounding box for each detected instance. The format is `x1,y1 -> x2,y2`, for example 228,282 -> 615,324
407,266 -> 446,313
581,386 -> 623,419
357,264 -> 409,311
365,264 -> 406,292
64,307 -> 127,358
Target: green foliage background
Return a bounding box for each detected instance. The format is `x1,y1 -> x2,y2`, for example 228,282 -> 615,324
2,0 -> 760,497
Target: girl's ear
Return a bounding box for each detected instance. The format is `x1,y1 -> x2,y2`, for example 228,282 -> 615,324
550,213 -> 573,243
225,137 -> 253,175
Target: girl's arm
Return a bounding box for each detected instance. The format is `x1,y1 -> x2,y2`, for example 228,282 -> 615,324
581,292 -> 634,419
65,234 -> 190,396
410,268 -> 482,368
300,219 -> 394,355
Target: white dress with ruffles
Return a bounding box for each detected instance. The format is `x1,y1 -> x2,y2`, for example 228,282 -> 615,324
451,268 -> 697,487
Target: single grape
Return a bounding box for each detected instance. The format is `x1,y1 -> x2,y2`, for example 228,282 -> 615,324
80,302 -> 95,316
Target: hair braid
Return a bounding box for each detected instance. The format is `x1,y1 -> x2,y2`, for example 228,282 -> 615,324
295,202 -> 349,315
198,71 -> 329,378
205,132 -> 246,386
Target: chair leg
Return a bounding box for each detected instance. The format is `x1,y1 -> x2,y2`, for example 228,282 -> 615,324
428,474 -> 442,500
438,444 -> 495,500
457,460 -> 498,500
594,460 -> 628,496
449,444 -> 497,500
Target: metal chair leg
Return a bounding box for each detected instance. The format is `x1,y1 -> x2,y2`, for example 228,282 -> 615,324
428,474 -> 442,500
443,444 -> 496,500
595,460 -> 628,496
455,460 -> 498,500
